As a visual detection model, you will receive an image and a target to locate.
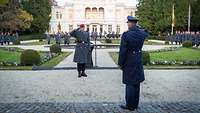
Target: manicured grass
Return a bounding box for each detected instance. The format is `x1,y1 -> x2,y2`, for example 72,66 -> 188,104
40,52 -> 71,67
0,66 -> 33,70
109,48 -> 200,67
0,0 -> 8,6
101,39 -> 163,45
110,52 -> 119,65
150,48 -> 200,61
0,48 -> 71,70
0,49 -> 21,63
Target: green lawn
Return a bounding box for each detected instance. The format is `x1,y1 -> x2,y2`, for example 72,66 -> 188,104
109,48 -> 200,65
150,48 -> 200,61
0,49 -> 21,63
0,48 -> 71,69
101,39 -> 163,45
0,0 -> 8,6
40,52 -> 71,67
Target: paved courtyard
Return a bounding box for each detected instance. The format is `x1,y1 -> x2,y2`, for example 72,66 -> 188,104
0,70 -> 200,112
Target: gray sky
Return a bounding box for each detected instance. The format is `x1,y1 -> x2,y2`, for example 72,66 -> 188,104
56,0 -> 138,6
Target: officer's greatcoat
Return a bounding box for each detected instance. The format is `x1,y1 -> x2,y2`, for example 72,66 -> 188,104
70,29 -> 90,64
118,26 -> 148,85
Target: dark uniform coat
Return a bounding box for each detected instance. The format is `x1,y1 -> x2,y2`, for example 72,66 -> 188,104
118,26 -> 148,85
64,33 -> 70,44
70,29 -> 90,64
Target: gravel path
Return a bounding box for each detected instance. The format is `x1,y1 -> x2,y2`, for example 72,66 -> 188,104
0,70 -> 200,103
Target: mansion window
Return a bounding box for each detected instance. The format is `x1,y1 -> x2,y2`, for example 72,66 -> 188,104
116,25 -> 120,33
85,7 -> 104,19
108,25 -> 112,32
69,25 -> 73,32
56,11 -> 62,19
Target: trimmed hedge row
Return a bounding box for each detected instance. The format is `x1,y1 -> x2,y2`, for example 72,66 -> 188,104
19,34 -> 46,41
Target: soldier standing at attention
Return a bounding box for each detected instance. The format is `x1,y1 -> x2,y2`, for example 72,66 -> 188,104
46,32 -> 51,45
118,16 -> 149,111
0,32 -> 3,45
70,24 -> 90,78
64,32 -> 70,45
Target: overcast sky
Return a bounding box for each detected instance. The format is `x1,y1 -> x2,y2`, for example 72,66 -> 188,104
56,0 -> 138,6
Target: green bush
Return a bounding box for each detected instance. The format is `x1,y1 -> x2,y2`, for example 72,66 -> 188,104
39,39 -> 43,42
50,44 -> 61,53
20,49 -> 41,66
165,41 -> 169,45
148,36 -> 166,41
105,39 -> 112,43
142,51 -> 150,65
12,39 -> 21,45
182,41 -> 192,48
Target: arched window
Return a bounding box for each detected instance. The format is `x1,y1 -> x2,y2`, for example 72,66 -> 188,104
99,7 -> 104,12
99,7 -> 104,18
92,7 -> 97,12
85,7 -> 91,18
85,7 -> 91,12
56,12 -> 59,19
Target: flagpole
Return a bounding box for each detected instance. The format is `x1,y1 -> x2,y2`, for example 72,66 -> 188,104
171,4 -> 175,35
188,2 -> 191,32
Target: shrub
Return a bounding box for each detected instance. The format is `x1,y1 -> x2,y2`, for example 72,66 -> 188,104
50,44 -> 61,54
20,49 -> 41,66
165,41 -> 169,45
182,41 -> 192,48
12,39 -> 21,45
142,51 -> 150,65
39,39 -> 43,42
148,36 -> 166,41
105,39 -> 112,43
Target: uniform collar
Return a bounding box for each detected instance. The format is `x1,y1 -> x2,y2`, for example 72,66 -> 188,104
129,26 -> 138,31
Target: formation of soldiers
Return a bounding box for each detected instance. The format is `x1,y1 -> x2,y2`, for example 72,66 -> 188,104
90,31 -> 121,39
0,32 -> 19,45
46,31 -> 121,45
167,31 -> 200,47
46,31 -> 71,45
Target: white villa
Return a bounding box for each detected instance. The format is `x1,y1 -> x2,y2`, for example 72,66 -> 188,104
49,0 -> 136,34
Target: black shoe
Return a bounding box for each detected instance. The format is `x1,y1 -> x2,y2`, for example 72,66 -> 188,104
120,105 -> 136,111
81,72 -> 88,77
78,72 -> 82,78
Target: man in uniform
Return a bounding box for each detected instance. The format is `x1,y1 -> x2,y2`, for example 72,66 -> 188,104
46,32 -> 51,45
70,24 -> 91,78
0,32 -> 3,45
64,32 -> 70,45
196,32 -> 200,47
99,31 -> 102,39
118,16 -> 148,111
111,31 -> 115,39
56,31 -> 61,45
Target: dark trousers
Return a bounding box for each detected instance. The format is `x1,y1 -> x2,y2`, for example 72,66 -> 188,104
125,84 -> 140,108
77,63 -> 86,72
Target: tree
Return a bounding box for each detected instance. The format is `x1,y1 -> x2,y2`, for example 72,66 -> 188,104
0,0 -> 33,31
136,0 -> 200,35
22,0 -> 52,34
191,0 -> 200,31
